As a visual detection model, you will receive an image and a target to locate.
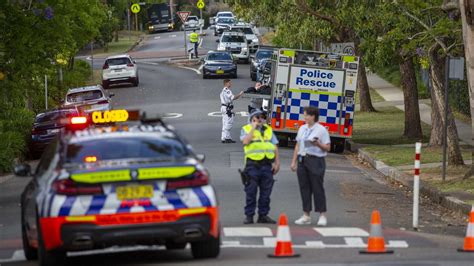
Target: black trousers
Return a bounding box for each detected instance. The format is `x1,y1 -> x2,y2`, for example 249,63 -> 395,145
297,155 -> 327,213
193,42 -> 198,57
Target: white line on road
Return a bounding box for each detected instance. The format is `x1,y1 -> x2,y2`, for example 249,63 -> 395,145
314,227 -> 369,237
154,36 -> 161,39
0,250 -> 25,263
177,66 -> 201,75
223,227 -> 273,237
170,34 -> 177,38
208,111 -> 248,117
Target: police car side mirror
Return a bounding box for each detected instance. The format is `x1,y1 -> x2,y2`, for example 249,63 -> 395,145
196,154 -> 206,163
14,163 -> 32,177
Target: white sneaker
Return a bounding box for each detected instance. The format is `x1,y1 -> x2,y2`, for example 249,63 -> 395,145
295,215 -> 311,225
317,215 -> 327,226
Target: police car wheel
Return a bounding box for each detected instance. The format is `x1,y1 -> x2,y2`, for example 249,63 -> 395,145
37,218 -> 66,266
21,216 -> 37,260
165,242 -> 187,250
191,234 -> 220,259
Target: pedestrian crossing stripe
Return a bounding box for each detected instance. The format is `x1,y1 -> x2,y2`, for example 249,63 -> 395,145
314,227 -> 369,237
224,227 -> 273,237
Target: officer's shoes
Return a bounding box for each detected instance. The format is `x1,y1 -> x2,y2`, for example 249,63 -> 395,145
243,216 -> 254,224
257,215 -> 276,224
223,139 -> 236,143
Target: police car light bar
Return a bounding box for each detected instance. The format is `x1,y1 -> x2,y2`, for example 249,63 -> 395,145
70,116 -> 87,124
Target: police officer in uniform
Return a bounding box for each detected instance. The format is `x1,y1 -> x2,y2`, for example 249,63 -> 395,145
221,79 -> 243,143
240,110 -> 280,224
189,29 -> 199,58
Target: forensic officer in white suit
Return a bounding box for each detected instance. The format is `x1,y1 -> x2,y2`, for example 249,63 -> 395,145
220,79 -> 244,143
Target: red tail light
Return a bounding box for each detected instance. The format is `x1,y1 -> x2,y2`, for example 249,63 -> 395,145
275,106 -> 281,128
31,128 -> 45,135
127,63 -> 134,67
166,170 -> 209,190
344,113 -> 351,134
102,63 -> 109,69
52,179 -> 103,195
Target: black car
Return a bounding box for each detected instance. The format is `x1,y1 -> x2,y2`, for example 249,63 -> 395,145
202,51 -> 237,79
16,110 -> 220,266
250,48 -> 273,81
29,108 -> 79,158
256,59 -> 273,83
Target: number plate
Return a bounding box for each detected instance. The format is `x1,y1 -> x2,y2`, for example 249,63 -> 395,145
116,185 -> 154,200
48,129 -> 60,134
216,70 -> 224,74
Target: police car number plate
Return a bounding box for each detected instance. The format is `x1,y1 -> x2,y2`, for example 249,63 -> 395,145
116,185 -> 154,200
216,70 -> 224,74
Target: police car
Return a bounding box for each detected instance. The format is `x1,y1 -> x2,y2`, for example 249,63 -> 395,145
15,110 -> 220,265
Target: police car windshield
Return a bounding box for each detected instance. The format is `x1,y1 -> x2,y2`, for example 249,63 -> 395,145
218,18 -> 234,24
207,53 -> 232,61
256,51 -> 272,60
67,90 -> 103,103
222,35 -> 245,43
234,27 -> 253,34
66,137 -> 189,163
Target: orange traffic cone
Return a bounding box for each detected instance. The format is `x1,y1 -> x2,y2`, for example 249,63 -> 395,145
458,206 -> 474,252
268,213 -> 300,258
360,210 -> 394,254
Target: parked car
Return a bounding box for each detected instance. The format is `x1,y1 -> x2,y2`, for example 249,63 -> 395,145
214,17 -> 235,36
101,54 -> 139,89
201,51 -> 237,79
216,32 -> 249,63
62,85 -> 114,113
29,108 -> 79,158
250,48 -> 273,81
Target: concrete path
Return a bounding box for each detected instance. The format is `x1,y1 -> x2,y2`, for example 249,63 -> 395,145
366,72 -> 473,146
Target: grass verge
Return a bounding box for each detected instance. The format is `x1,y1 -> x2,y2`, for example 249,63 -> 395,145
93,33 -> 141,56
356,88 -> 385,104
353,106 -> 431,145
363,145 -> 472,166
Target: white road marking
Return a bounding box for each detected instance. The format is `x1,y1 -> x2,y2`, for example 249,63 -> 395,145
161,112 -> 183,119
223,227 -> 273,237
314,227 -> 369,237
154,36 -> 161,39
170,34 -> 177,38
137,62 -> 159,66
0,250 -> 25,263
263,237 -> 277,247
177,66 -> 201,75
208,111 -> 248,117
387,240 -> 410,248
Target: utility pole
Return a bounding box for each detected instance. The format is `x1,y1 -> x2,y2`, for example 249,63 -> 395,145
459,0 -> 474,179
170,0 -> 174,24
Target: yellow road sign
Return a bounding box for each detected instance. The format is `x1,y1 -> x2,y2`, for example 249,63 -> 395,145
197,0 -> 205,9
131,3 -> 140,14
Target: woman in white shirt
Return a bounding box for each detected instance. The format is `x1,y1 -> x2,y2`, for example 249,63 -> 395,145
290,106 -> 331,225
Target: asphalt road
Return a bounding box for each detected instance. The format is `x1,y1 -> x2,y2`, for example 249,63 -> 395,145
0,30 -> 473,265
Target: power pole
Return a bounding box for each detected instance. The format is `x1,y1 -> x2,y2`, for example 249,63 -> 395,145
459,0 -> 474,179
170,0 -> 174,23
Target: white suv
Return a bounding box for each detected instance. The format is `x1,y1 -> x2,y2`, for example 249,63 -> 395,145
101,54 -> 139,89
62,85 -> 113,113
217,32 -> 249,63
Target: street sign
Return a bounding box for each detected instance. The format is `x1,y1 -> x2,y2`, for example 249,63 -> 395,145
177,11 -> 191,23
449,57 -> 465,80
131,3 -> 140,14
197,0 -> 205,9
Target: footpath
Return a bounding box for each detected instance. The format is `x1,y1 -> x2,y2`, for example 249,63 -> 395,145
355,72 -> 473,215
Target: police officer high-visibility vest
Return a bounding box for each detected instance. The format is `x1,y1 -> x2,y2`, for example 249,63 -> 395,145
190,32 -> 199,43
242,124 -> 276,161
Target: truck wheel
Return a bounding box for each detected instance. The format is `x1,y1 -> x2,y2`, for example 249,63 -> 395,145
21,217 -> 37,260
191,234 -> 220,259
166,242 -> 187,250
37,219 -> 66,266
330,138 -> 346,153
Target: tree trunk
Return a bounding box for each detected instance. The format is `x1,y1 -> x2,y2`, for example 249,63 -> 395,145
459,0 -> 473,179
399,56 -> 423,139
428,44 -> 464,165
358,59 -> 376,112
429,81 -> 444,146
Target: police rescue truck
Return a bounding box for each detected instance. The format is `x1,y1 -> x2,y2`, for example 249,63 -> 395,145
268,49 -> 360,152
